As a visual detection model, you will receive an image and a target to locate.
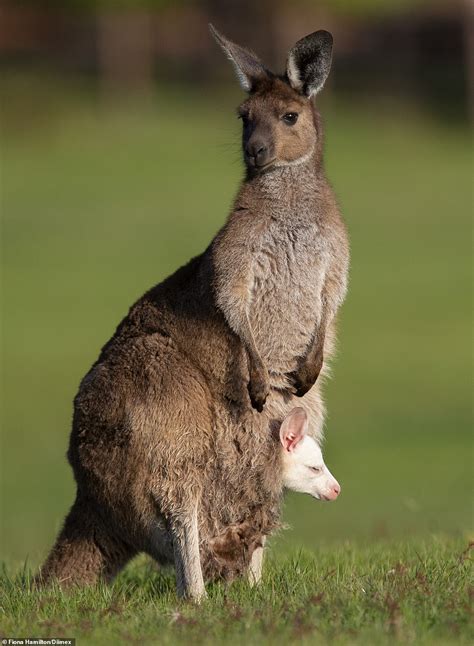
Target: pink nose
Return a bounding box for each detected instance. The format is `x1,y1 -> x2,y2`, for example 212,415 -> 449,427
326,483 -> 341,501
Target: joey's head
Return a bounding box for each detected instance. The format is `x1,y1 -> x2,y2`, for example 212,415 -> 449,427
210,24 -> 333,175
279,408 -> 340,501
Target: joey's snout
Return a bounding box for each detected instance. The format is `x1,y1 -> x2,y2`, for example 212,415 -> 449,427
321,481 -> 341,501
245,137 -> 274,169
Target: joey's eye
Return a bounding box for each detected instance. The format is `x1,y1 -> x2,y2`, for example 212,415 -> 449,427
309,466 -> 322,474
239,113 -> 250,125
282,112 -> 298,125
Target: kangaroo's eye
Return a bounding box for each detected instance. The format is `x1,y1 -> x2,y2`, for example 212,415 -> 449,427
282,112 -> 298,125
238,113 -> 250,125
309,466 -> 322,474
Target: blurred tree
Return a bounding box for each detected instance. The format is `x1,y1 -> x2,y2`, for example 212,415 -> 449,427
204,0 -> 278,66
1,0 -> 469,117
97,9 -> 154,97
300,0 -> 435,17
465,0 -> 474,119
32,0 -> 432,14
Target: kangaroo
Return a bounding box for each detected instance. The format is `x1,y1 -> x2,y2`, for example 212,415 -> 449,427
38,26 -> 349,601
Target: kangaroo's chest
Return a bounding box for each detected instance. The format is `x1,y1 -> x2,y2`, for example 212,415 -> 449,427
249,219 -> 329,370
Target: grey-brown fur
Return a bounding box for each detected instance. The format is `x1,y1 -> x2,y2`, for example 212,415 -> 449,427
38,26 -> 349,600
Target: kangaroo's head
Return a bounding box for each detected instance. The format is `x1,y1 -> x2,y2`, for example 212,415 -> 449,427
210,25 -> 333,175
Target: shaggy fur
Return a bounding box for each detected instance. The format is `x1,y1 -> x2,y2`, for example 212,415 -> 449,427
38,27 -> 349,600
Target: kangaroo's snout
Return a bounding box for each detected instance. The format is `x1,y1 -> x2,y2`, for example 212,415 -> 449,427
245,138 -> 272,168
323,482 -> 341,501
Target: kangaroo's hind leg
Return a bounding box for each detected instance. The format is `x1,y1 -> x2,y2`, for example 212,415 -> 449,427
141,347 -> 212,601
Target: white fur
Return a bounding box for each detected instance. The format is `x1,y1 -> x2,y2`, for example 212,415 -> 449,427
286,53 -> 304,92
280,408 -> 340,501
274,143 -> 317,169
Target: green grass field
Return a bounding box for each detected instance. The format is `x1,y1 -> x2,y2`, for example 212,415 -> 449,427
1,541 -> 472,644
1,76 -> 472,642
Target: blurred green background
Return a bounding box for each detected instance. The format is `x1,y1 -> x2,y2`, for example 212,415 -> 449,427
1,0 -> 472,567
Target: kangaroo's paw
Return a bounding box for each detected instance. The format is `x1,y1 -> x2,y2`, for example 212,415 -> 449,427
288,356 -> 323,398
248,372 -> 270,412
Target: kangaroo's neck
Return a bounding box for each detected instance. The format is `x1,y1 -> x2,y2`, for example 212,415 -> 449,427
237,150 -> 325,212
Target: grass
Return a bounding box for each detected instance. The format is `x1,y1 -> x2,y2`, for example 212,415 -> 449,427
1,539 -> 472,644
1,72 -> 472,642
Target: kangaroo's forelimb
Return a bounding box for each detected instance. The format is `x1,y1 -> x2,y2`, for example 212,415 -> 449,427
212,219 -> 270,411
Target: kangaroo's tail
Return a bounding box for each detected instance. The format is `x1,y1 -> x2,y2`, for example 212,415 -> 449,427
36,495 -> 135,588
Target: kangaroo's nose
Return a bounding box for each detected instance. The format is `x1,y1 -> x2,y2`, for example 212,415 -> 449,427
325,483 -> 341,501
245,140 -> 269,167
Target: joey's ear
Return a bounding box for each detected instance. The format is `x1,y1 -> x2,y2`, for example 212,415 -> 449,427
286,30 -> 333,97
280,407 -> 308,452
209,23 -> 270,92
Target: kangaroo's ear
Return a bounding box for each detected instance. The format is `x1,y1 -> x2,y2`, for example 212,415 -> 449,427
209,23 -> 269,92
286,30 -> 333,97
280,407 -> 308,452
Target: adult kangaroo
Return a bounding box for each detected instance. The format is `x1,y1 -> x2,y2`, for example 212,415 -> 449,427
38,26 -> 349,600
